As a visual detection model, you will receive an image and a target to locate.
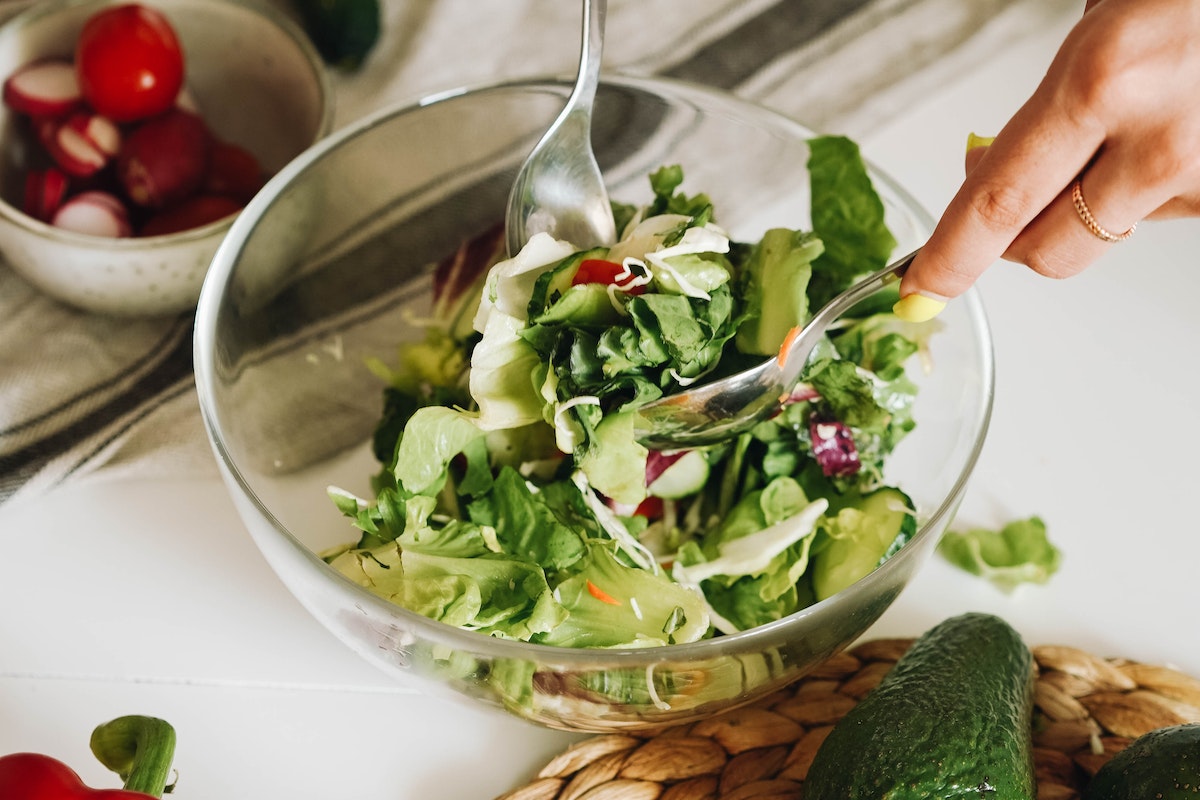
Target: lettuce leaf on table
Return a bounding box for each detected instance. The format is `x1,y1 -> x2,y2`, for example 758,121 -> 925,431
938,516 -> 1061,591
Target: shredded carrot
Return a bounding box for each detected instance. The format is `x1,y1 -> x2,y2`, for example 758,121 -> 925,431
777,325 -> 802,368
586,580 -> 622,606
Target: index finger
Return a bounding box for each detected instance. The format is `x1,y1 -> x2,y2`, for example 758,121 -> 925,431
896,52 -> 1107,310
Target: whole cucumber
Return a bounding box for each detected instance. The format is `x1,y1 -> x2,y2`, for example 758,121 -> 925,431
291,0 -> 380,70
1085,723 -> 1200,800
805,612 -> 1035,799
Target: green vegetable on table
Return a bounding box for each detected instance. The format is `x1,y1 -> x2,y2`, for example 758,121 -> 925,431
804,612 -> 1036,800
0,715 -> 177,799
938,515 -> 1061,591
326,136 -> 935,648
1084,723 -> 1200,800
290,0 -> 381,70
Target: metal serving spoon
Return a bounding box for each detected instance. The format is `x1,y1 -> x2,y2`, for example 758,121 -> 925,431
634,249 -> 920,449
505,0 -> 616,257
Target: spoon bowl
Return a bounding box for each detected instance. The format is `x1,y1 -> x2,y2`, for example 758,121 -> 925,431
635,249 -> 920,449
505,0 -> 615,257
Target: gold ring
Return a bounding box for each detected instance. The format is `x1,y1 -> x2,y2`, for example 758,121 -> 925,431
1072,179 -> 1136,243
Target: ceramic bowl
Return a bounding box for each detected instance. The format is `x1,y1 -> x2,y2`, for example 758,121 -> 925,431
195,75 -> 994,731
0,0 -> 332,316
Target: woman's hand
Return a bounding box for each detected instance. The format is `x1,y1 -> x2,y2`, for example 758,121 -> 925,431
893,0 -> 1200,322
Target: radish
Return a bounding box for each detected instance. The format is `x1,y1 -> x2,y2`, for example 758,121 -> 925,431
35,116 -> 109,177
140,194 -> 242,236
203,141 -> 264,203
117,108 -> 210,208
22,168 -> 69,222
51,190 -> 132,237
63,110 -> 120,157
2,59 -> 81,117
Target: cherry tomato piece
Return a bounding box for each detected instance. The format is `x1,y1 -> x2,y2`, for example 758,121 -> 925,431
632,495 -> 664,519
570,258 -> 646,294
75,4 -> 184,123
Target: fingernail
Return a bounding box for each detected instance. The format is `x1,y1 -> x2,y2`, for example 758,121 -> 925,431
966,132 -> 995,153
893,292 -> 947,323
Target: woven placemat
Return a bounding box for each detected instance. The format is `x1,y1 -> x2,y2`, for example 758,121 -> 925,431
498,639 -> 1200,800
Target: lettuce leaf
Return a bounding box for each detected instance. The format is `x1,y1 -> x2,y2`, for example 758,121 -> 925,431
538,542 -> 710,648
734,228 -> 823,357
806,135 -> 898,308
938,516 -> 1061,591
324,542 -> 568,640
466,466 -> 586,571
391,406 -> 485,495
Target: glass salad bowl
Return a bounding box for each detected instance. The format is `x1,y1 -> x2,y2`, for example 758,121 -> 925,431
194,75 -> 994,732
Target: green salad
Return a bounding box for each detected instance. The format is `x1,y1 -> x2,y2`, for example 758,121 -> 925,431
324,135 -> 936,648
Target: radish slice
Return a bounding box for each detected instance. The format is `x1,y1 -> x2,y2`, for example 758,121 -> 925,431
36,117 -> 108,177
51,191 -> 131,237
64,110 -> 120,157
2,60 -> 81,117
22,167 -> 69,222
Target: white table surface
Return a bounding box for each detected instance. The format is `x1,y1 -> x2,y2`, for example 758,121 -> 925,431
4,4 -> 1200,798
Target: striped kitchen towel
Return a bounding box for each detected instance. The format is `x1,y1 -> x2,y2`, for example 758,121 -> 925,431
0,0 -> 1072,507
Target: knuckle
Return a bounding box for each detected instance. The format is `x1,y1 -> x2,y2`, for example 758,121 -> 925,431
966,182 -> 1033,233
1011,237 -> 1083,281
1146,127 -> 1200,185
1062,16 -> 1144,112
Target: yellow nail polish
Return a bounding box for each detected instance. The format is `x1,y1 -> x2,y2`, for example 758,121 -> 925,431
966,132 -> 995,153
893,293 -> 947,323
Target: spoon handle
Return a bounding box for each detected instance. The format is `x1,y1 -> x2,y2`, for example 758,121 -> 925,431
778,247 -> 921,386
571,0 -> 606,111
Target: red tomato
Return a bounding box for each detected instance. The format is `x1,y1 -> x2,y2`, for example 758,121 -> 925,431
75,4 -> 184,123
570,258 -> 646,295
632,495 -> 664,519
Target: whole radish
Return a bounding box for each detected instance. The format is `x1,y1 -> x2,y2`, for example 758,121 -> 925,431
117,108 -> 210,208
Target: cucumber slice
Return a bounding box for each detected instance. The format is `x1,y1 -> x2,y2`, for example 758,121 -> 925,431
647,450 -> 710,498
533,283 -> 621,326
812,486 -> 914,600
527,247 -> 608,315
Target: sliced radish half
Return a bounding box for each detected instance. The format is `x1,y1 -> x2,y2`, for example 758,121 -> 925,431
2,59 -> 81,117
64,110 -> 120,157
51,191 -> 131,237
37,117 -> 109,177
